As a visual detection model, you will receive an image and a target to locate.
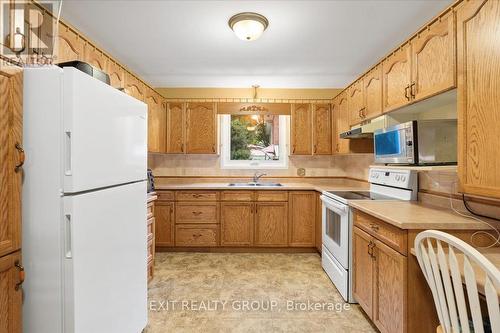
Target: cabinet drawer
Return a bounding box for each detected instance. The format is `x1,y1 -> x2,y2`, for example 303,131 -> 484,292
256,191 -> 288,202
147,238 -> 154,262
175,224 -> 219,247
176,202 -> 219,224
147,260 -> 154,282
354,210 -> 407,255
220,191 -> 254,201
147,203 -> 154,218
147,217 -> 154,235
156,191 -> 175,201
176,191 -> 219,201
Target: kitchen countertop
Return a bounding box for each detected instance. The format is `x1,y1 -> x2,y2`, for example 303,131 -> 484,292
349,200 -> 494,230
154,178 -> 495,231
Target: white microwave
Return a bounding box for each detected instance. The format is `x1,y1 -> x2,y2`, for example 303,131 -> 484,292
373,120 -> 457,165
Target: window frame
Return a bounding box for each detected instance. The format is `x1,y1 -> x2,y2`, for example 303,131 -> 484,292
220,114 -> 289,169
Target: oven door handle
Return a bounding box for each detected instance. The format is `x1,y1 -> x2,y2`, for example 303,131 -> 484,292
320,195 -> 348,215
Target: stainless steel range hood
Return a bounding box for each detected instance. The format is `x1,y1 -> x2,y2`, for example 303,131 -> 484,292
340,116 -> 386,139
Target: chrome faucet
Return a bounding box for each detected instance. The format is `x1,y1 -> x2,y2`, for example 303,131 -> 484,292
253,172 -> 267,183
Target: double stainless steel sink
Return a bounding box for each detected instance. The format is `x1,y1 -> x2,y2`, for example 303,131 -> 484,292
228,182 -> 283,187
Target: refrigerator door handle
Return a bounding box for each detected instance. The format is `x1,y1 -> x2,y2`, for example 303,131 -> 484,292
65,131 -> 72,175
65,214 -> 72,258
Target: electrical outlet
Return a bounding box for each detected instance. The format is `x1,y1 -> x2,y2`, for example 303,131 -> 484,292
297,168 -> 306,177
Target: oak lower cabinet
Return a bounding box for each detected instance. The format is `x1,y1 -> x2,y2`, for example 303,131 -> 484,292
288,192 -> 316,247
147,194 -> 157,282
352,227 -> 374,316
456,0 -> 500,199
220,202 -> 254,246
254,202 -> 288,247
175,224 -> 219,247
154,201 -> 175,247
0,251 -> 23,333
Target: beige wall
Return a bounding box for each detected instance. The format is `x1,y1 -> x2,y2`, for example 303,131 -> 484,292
155,87 -> 342,100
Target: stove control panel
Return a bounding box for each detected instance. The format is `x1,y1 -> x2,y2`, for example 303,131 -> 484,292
369,168 -> 417,190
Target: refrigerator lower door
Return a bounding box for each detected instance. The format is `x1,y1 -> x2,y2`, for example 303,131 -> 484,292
63,181 -> 147,333
62,67 -> 147,193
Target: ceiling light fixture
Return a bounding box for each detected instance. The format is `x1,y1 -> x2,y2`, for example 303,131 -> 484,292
228,12 -> 269,41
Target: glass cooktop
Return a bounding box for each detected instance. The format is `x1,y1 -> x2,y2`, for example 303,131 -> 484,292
325,191 -> 400,201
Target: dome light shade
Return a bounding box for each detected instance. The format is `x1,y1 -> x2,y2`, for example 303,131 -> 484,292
229,12 -> 269,41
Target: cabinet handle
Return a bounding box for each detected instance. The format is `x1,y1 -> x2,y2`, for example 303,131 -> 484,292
193,194 -> 202,198
212,145 -> 216,153
15,261 -> 25,291
292,145 -> 296,154
313,145 -> 317,153
15,143 -> 25,172
367,241 -> 375,259
192,211 -> 203,216
404,85 -> 410,101
410,81 -> 416,98
193,233 -> 202,238
370,223 -> 379,232
336,143 -> 340,152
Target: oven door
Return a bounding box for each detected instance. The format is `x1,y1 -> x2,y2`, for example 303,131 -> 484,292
374,121 -> 415,164
320,195 -> 349,269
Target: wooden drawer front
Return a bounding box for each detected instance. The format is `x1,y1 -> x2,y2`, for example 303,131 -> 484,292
176,191 -> 219,201
256,191 -> 288,202
147,217 -> 154,235
220,191 -> 254,201
157,191 -> 175,201
175,224 -> 219,247
147,261 -> 154,282
176,203 -> 219,224
147,203 -> 154,218
147,238 -> 154,262
354,210 -> 407,255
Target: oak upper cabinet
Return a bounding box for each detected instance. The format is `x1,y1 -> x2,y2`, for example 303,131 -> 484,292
0,251 -> 23,333
55,25 -> 85,64
124,71 -> 145,102
363,65 -> 383,120
145,90 -> 166,153
372,239 -> 407,333
352,227 -> 374,318
290,103 -> 312,155
155,201 -> 175,247
254,202 -> 288,247
288,192 -> 315,247
0,67 -> 22,258
382,43 -> 412,113
166,102 -> 186,154
312,104 -> 332,155
220,202 -> 254,246
186,102 -> 217,154
335,94 -> 351,154
106,59 -> 125,90
83,43 -> 107,71
456,0 -> 500,199
348,80 -> 365,126
410,10 -> 455,102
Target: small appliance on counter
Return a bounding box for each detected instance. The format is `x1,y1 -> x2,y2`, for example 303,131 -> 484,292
147,169 -> 155,192
373,119 -> 457,165
320,167 -> 418,303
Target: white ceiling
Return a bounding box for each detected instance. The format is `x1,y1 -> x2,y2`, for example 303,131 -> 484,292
60,0 -> 453,88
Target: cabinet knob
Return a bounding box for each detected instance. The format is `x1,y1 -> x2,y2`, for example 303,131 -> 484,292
370,223 -> 379,232
15,261 -> 25,291
192,211 -> 203,216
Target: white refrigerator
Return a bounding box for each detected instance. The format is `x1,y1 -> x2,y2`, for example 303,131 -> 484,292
22,66 -> 148,333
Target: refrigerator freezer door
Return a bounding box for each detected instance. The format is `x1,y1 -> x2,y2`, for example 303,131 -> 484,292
63,67 -> 147,193
63,181 -> 147,333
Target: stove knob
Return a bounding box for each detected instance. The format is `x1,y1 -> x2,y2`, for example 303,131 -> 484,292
395,175 -> 401,181
401,175 -> 406,182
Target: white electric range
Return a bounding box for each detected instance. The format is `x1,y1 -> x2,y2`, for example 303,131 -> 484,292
320,167 -> 418,303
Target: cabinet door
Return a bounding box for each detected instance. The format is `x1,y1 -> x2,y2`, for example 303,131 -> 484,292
288,192 -> 315,247
363,65 -> 383,120
166,102 -> 185,154
373,239 -> 407,333
411,11 -> 455,102
254,202 -> 288,247
0,67 -> 22,258
331,97 -> 340,154
290,103 -> 312,155
352,227 -> 374,317
382,44 -> 412,112
124,72 -> 145,102
186,102 -> 217,154
315,193 -> 322,252
220,202 -> 254,246
457,0 -> 500,199
83,43 -> 107,71
146,91 -> 166,153
349,81 -> 365,126
312,104 -> 332,155
55,24 -> 85,63
106,60 -> 125,90
155,201 -> 174,247
337,94 -> 350,154
0,251 -> 22,333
